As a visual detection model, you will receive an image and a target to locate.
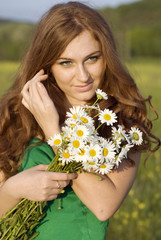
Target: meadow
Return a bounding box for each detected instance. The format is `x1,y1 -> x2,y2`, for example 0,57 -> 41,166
0,59 -> 161,240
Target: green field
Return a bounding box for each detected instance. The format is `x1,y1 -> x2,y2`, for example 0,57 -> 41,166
0,59 -> 161,240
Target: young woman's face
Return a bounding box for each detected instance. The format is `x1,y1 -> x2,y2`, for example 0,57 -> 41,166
51,30 -> 105,106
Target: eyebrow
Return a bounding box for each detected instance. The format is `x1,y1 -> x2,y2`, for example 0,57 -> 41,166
57,50 -> 102,61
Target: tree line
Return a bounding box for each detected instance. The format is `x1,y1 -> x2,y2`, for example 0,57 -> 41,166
0,0 -> 161,61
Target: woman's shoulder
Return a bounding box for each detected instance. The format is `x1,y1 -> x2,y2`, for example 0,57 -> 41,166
19,138 -> 55,171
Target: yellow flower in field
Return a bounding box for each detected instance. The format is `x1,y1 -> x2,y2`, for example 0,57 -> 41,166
138,203 -> 145,210
122,219 -> 128,225
147,171 -> 154,179
133,198 -> 139,205
131,211 -> 138,219
129,189 -> 134,197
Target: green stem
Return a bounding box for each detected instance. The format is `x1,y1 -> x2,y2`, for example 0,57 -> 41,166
15,202 -> 42,237
95,123 -> 103,132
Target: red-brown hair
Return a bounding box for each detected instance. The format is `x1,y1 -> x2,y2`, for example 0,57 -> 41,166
0,2 -> 160,180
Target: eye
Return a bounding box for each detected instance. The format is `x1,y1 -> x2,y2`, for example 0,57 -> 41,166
85,55 -> 100,63
59,61 -> 72,66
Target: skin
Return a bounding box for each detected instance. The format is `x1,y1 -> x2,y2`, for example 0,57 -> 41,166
0,30 -> 141,221
51,30 -> 105,106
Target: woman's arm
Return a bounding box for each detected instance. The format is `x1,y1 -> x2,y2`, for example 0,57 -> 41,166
71,151 -> 140,221
0,165 -> 77,218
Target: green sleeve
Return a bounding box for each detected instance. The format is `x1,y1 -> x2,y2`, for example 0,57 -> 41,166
19,138 -> 55,171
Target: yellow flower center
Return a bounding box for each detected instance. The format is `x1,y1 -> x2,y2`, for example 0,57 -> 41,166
103,148 -> 108,156
100,164 -> 106,169
53,139 -> 61,145
70,123 -> 76,126
89,149 -> 96,157
73,114 -> 77,119
79,149 -> 85,156
104,114 -> 111,121
133,132 -> 139,140
89,162 -> 95,165
77,130 -> 84,137
62,152 -> 70,158
80,117 -> 88,123
73,140 -> 80,148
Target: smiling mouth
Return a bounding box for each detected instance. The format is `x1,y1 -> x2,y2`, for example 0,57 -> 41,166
75,82 -> 93,88
73,82 -> 93,92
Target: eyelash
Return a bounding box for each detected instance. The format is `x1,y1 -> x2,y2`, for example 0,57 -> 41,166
86,55 -> 100,62
59,55 -> 100,66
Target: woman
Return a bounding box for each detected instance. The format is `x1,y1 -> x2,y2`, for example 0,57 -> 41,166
0,2 -> 160,239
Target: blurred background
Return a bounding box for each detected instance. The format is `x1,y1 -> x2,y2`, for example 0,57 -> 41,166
0,0 -> 161,239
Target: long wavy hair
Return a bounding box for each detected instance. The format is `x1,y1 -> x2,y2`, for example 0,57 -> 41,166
0,1 -> 160,181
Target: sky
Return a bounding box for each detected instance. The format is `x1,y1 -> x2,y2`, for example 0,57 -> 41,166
0,0 -> 140,22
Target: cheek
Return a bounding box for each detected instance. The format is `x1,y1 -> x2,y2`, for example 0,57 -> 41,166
52,68 -> 68,86
91,60 -> 105,77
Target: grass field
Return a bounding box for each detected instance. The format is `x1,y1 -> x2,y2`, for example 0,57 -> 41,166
0,59 -> 161,240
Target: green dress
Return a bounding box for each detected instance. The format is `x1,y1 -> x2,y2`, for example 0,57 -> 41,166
20,138 -> 109,240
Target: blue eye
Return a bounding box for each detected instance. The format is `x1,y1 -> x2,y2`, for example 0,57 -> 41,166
86,56 -> 99,63
59,61 -> 72,66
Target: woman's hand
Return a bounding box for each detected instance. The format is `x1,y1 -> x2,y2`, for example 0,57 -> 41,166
2,165 -> 77,202
21,69 -> 60,139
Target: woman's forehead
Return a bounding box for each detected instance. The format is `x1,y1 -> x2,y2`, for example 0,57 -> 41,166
58,31 -> 101,59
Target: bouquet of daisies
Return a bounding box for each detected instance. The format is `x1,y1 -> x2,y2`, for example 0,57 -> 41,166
0,89 -> 143,240
48,89 -> 143,174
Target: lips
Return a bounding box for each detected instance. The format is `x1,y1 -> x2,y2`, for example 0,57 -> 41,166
74,82 -> 93,92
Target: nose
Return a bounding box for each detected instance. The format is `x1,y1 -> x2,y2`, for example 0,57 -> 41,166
75,64 -> 89,82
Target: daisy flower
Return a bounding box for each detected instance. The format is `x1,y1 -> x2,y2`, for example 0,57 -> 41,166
100,139 -> 116,162
98,109 -> 117,126
73,125 -> 90,141
112,125 -> 130,143
96,89 -> 108,100
68,138 -> 85,155
86,143 -> 102,161
47,134 -> 62,147
74,147 -> 89,163
59,148 -> 72,164
82,161 -> 93,172
96,162 -> 114,175
115,144 -> 133,167
79,115 -> 95,127
66,106 -> 86,120
65,118 -> 77,128
129,127 -> 143,145
62,125 -> 73,141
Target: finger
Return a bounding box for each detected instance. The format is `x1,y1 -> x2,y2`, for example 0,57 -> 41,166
50,172 -> 78,181
46,194 -> 59,201
29,75 -> 48,103
37,82 -> 53,106
21,81 -> 30,96
32,69 -> 45,79
33,164 -> 50,171
22,98 -> 29,110
53,180 -> 69,189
